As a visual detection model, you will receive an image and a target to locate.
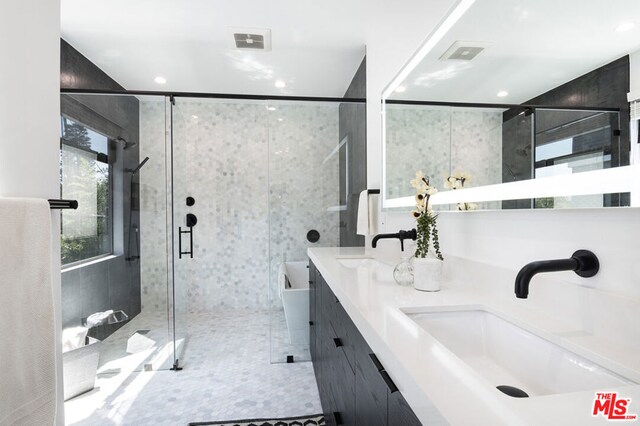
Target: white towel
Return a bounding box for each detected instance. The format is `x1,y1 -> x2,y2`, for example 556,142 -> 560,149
62,327 -> 88,352
356,190 -> 369,236
85,310 -> 114,328
0,198 -> 56,426
368,193 -> 380,236
356,190 -> 380,236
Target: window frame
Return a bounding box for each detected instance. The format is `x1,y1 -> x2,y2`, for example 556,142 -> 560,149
59,115 -> 115,266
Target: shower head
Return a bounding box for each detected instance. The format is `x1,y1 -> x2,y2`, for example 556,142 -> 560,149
117,136 -> 138,150
128,157 -> 150,175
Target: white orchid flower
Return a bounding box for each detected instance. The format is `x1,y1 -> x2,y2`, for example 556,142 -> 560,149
444,177 -> 454,189
426,187 -> 438,196
414,183 -> 428,194
457,202 -> 478,211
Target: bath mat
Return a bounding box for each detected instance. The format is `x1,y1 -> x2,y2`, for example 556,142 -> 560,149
188,413 -> 325,426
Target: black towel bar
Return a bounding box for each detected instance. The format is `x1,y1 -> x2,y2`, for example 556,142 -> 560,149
48,199 -> 78,210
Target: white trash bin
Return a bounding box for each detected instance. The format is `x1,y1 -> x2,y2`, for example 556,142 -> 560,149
62,336 -> 101,401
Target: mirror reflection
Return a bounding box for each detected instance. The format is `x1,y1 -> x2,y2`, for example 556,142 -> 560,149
382,0 -> 640,210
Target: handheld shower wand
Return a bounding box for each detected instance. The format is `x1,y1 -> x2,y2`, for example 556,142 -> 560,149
126,156 -> 150,262
127,157 -> 150,175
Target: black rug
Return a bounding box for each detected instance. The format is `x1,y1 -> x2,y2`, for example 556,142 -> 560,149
188,414 -> 325,426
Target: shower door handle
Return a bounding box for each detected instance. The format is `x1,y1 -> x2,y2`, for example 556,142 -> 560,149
178,214 -> 197,259
178,226 -> 193,259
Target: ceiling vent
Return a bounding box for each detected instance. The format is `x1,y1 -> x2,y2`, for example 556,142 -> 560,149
439,41 -> 489,61
231,28 -> 272,51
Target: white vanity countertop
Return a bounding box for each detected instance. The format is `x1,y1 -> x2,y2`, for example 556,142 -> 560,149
308,247 -> 640,426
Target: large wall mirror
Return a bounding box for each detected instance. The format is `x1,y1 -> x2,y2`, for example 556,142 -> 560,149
382,0 -> 640,211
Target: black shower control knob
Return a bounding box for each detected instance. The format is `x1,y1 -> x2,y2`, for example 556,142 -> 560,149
307,229 -> 320,243
186,196 -> 195,206
186,213 -> 197,227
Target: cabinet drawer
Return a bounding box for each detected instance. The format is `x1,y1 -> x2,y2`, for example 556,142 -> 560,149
355,354 -> 388,426
320,321 -> 356,426
330,300 -> 358,374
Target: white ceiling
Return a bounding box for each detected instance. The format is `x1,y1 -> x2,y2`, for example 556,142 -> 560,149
61,0 -> 367,97
389,0 -> 640,104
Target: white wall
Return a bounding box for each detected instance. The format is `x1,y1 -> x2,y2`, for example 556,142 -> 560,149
0,1 -> 63,424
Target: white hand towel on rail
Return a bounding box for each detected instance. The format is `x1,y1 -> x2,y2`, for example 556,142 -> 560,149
356,190 -> 379,236
356,190 -> 369,236
368,192 -> 380,236
0,198 -> 56,426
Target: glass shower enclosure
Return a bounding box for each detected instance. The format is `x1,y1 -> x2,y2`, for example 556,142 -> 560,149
60,92 -> 352,381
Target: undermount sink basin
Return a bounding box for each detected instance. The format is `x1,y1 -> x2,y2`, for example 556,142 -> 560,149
335,257 -> 395,282
336,257 -> 376,268
404,307 -> 635,397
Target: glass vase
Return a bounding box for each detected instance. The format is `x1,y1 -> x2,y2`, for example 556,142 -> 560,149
393,255 -> 414,287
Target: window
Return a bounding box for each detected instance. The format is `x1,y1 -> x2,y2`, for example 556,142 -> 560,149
60,117 -> 112,265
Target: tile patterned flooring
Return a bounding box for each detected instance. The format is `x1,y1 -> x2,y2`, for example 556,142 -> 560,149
65,310 -> 321,425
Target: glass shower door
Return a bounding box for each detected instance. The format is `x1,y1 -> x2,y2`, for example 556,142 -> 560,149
267,100 -> 342,363
169,97 -> 272,369
167,97 -> 190,370
60,93 -> 176,377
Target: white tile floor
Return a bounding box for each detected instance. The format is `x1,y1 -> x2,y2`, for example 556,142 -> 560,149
65,310 -> 321,425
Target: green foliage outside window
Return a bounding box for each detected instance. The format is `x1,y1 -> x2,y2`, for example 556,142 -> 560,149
60,118 -> 112,265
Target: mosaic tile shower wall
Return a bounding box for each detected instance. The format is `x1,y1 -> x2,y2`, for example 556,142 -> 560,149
450,109 -> 503,191
385,106 -> 502,208
139,100 -> 339,312
385,106 -> 451,199
268,103 -> 340,310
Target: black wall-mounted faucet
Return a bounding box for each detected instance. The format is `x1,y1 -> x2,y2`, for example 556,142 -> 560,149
515,250 -> 599,299
371,229 -> 417,252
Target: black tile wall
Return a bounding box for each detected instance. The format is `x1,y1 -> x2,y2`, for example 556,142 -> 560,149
502,55 -> 630,209
60,39 -> 142,332
339,56 -> 367,247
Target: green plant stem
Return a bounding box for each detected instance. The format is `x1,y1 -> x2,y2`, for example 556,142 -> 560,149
414,212 -> 443,261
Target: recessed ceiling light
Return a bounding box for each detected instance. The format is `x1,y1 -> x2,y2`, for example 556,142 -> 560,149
395,86 -> 407,93
275,80 -> 286,88
154,76 -> 167,84
277,118 -> 284,122
191,115 -> 198,119
616,22 -> 635,32
497,90 -> 509,97
266,106 -> 277,111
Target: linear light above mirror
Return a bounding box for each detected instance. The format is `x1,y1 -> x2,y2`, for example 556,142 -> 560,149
381,0 -> 640,211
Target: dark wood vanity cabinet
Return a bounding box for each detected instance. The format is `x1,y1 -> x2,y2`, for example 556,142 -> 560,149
309,260 -> 422,426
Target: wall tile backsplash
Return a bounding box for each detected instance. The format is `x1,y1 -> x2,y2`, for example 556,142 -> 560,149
139,99 -> 339,312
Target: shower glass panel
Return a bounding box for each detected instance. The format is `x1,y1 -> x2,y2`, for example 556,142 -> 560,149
60,93 -> 176,378
169,97 -> 343,365
170,98 -> 271,369
268,101 -> 342,364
